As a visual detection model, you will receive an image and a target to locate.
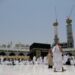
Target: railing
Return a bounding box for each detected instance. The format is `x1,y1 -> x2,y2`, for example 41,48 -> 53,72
0,56 -> 30,60
0,47 -> 30,51
63,48 -> 75,51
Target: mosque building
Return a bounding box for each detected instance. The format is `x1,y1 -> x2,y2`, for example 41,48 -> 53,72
0,16 -> 75,59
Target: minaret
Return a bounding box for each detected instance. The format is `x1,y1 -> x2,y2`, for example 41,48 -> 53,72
66,18 -> 74,48
53,20 -> 59,44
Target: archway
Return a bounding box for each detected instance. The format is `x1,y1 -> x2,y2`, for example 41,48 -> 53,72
0,52 -> 6,56
18,53 -> 24,56
9,52 -> 15,56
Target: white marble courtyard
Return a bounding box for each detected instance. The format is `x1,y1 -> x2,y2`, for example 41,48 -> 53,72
0,64 -> 75,75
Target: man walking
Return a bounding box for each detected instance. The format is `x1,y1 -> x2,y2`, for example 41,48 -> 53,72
52,42 -> 65,72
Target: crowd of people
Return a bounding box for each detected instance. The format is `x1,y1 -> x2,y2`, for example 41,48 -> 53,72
0,42 -> 75,72
32,42 -> 75,72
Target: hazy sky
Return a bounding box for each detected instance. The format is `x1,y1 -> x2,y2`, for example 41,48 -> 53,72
0,0 -> 75,46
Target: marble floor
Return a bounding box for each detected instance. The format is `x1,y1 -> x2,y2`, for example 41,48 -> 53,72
0,64 -> 75,75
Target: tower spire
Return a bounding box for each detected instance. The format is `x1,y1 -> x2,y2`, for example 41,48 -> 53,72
66,5 -> 74,48
66,18 -> 74,48
53,19 -> 59,44
53,6 -> 59,45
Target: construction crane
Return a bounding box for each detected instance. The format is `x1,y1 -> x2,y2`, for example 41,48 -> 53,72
66,5 -> 75,24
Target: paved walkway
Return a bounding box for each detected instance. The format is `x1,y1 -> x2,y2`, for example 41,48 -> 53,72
0,64 -> 75,75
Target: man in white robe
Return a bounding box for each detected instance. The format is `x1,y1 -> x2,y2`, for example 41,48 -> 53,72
44,56 -> 47,65
52,43 -> 65,72
63,54 -> 69,65
33,56 -> 36,64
